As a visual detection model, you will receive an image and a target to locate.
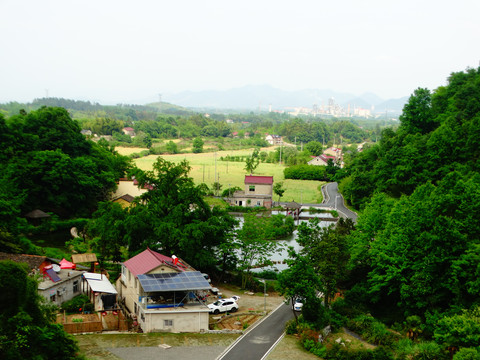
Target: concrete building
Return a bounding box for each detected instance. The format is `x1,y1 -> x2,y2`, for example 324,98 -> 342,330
228,175 -> 273,209
116,248 -> 212,333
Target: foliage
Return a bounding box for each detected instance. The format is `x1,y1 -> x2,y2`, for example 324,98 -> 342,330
235,213 -> 281,289
192,137 -> 204,153
87,158 -> 237,270
277,248 -> 321,323
0,260 -> 81,359
221,186 -> 242,197
297,217 -> 353,307
60,294 -> 94,314
434,306 -> 480,350
273,181 -> 286,202
284,164 -> 328,180
244,148 -> 260,174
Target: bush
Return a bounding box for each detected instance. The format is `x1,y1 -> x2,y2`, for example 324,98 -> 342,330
61,294 -> 94,314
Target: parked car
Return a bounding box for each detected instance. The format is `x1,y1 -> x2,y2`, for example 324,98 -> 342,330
293,297 -> 304,311
208,299 -> 238,314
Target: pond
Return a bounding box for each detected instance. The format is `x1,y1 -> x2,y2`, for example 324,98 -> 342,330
234,213 -> 334,272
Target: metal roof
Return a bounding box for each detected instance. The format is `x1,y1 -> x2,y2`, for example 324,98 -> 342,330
123,248 -> 189,276
137,271 -> 211,292
244,175 -> 273,185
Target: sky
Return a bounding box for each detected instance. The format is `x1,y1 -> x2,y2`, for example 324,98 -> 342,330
1,0 -> 479,104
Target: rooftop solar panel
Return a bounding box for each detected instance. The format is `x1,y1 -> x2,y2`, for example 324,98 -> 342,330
137,271 -> 211,292
45,268 -> 61,282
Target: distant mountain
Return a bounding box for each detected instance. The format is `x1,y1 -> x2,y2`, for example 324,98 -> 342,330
164,85 -> 407,113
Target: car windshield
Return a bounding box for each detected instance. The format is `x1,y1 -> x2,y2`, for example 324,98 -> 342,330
213,301 -> 222,306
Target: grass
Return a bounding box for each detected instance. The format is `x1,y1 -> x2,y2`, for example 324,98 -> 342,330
266,335 -> 320,360
123,146 -> 325,204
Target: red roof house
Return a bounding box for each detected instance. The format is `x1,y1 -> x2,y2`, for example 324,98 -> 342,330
245,175 -> 274,185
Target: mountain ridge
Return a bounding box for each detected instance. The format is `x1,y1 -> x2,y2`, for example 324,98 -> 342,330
164,85 -> 408,113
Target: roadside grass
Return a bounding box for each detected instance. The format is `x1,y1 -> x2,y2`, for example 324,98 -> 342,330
76,332 -> 240,359
266,335 -> 319,360
130,148 -> 325,204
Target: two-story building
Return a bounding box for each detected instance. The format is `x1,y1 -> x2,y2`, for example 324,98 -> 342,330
229,175 -> 273,209
116,248 -> 212,333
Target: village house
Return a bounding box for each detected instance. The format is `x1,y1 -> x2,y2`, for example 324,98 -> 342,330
228,175 -> 273,209
265,134 -> 283,145
308,154 -> 336,166
308,147 -> 343,167
122,127 -> 136,137
0,252 -> 84,306
116,248 -> 212,333
110,177 -> 152,206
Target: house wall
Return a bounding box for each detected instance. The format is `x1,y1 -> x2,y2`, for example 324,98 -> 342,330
244,183 -> 272,196
38,274 -> 83,306
113,180 -> 148,199
308,157 -> 328,166
139,308 -> 210,333
233,196 -> 272,208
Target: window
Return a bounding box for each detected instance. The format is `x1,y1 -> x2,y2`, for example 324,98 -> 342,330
50,294 -> 56,302
73,280 -> 79,293
256,201 -> 261,206
249,185 -> 255,192
164,319 -> 173,327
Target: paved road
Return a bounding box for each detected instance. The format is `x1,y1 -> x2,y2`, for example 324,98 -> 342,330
322,182 -> 357,222
277,182 -> 357,222
217,302 -> 294,360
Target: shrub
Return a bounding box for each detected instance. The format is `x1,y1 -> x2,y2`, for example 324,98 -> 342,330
61,294 -> 94,314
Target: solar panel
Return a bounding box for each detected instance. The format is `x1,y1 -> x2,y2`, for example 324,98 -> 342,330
45,268 -> 61,282
137,271 -> 211,292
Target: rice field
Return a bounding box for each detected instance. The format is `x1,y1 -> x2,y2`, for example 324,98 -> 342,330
117,146 -> 325,204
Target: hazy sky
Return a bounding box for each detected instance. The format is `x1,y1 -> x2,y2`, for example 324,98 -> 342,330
1,0 -> 479,104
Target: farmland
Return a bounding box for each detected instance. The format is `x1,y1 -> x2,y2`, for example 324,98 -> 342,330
116,146 -> 325,204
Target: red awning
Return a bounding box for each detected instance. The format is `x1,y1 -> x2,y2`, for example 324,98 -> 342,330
59,258 -> 76,269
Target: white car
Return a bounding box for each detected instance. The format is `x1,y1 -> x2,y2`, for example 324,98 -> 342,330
294,297 -> 304,311
208,299 -> 238,314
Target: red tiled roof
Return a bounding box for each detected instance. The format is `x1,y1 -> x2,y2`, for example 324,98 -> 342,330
245,175 -> 273,185
123,248 -> 188,277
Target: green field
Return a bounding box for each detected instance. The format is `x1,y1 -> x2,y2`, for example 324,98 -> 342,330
117,146 -> 325,204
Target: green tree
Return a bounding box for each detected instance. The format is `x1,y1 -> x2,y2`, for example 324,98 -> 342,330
236,214 -> 280,289
434,306 -> 480,352
0,260 -> 80,359
192,137 -> 204,153
305,141 -> 324,156
244,148 -> 260,174
298,218 -> 353,307
110,158 -> 237,269
166,140 -> 178,154
277,248 -> 321,323
273,182 -> 286,202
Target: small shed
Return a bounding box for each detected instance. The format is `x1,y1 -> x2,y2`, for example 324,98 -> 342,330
82,272 -> 118,311
284,201 -> 302,223
72,253 -> 98,272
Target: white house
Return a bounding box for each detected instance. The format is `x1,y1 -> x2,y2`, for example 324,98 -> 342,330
116,248 -> 212,333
